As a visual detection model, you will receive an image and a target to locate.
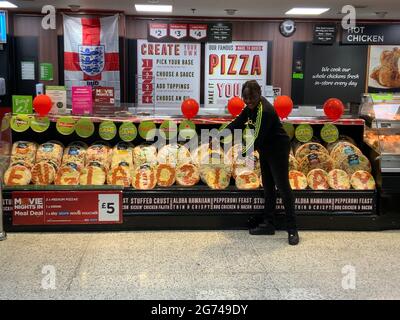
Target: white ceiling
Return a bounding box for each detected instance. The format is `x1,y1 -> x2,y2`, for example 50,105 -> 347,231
10,0 -> 400,19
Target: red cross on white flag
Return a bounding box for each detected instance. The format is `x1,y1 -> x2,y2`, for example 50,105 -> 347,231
63,15 -> 120,103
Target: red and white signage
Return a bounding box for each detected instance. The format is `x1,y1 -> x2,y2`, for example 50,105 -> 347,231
169,24 -> 188,40
149,23 -> 168,39
63,15 -> 120,104
205,41 -> 268,108
137,40 -> 201,107
189,24 -> 208,40
12,191 -> 122,225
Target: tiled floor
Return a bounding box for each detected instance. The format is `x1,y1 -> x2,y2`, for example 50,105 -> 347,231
0,230 -> 400,300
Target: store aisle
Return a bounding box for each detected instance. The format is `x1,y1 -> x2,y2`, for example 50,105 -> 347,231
0,230 -> 399,300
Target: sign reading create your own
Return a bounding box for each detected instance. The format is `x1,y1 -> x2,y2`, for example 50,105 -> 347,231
137,40 -> 201,107
205,41 -> 268,109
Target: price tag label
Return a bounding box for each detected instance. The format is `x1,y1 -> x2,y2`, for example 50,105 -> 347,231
189,24 -> 207,40
169,24 -> 187,40
98,193 -> 120,222
149,23 -> 168,39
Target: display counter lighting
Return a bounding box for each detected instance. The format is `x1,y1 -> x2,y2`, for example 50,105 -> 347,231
285,7 -> 329,15
135,4 -> 172,12
0,1 -> 17,8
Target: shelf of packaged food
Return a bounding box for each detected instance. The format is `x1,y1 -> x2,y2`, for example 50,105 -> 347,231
2,186 -> 377,218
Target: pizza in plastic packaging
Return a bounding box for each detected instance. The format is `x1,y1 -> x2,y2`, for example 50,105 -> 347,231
131,164 -> 157,190
328,169 -> 351,190
307,169 -> 329,190
289,170 -> 308,190
176,163 -> 200,186
299,152 -> 335,175
350,170 -> 376,190
156,164 -> 176,187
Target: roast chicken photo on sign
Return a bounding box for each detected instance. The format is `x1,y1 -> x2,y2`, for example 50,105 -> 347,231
370,47 -> 400,88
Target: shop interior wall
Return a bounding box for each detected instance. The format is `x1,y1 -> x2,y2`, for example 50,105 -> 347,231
4,14 -> 399,106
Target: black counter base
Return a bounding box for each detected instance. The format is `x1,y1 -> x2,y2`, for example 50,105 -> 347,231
3,213 -> 400,232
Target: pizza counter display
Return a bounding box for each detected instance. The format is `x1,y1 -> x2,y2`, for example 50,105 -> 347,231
360,95 -> 400,220
0,113 -> 385,231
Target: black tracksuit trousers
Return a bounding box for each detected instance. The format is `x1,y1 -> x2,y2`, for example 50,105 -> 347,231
258,143 -> 297,231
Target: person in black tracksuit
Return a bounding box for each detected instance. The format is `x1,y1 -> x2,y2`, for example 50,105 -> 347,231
225,80 -> 299,245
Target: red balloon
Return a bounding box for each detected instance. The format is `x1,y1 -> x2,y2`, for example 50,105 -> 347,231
181,98 -> 199,119
227,96 -> 245,117
33,94 -> 52,116
274,95 -> 293,120
323,98 -> 344,121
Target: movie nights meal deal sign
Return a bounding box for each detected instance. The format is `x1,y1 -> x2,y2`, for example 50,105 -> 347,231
205,41 -> 268,109
12,191 -> 122,225
137,40 -> 201,107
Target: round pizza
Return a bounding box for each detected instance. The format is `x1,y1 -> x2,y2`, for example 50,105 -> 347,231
31,161 -> 57,185
62,144 -> 86,169
111,143 -> 133,169
337,154 -> 371,175
327,135 -> 356,153
289,154 -> 299,171
330,142 -> 362,160
350,171 -> 376,190
307,169 -> 329,190
225,144 -> 242,167
55,164 -> 80,186
176,145 -> 192,166
86,142 -> 111,168
133,144 -> 158,167
235,170 -> 260,190
191,144 -> 209,167
202,165 -> 231,190
36,142 -> 64,166
295,143 -> 328,161
131,164 -> 157,190
156,164 -> 176,187
299,152 -> 335,175
79,164 -> 106,185
176,163 -> 200,186
4,164 -> 32,186
107,165 -> 132,187
328,169 -> 351,190
11,141 -> 37,166
233,152 -> 260,179
157,144 -> 180,167
289,170 -> 308,190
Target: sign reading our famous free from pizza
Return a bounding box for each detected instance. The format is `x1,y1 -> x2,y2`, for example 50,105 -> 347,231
205,41 -> 268,109
137,40 -> 201,107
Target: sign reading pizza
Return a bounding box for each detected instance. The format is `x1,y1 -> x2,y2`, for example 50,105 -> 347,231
12,191 -> 122,225
205,41 -> 268,108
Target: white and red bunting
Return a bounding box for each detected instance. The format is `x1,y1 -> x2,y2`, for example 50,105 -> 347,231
169,24 -> 188,40
189,24 -> 208,40
149,23 -> 168,39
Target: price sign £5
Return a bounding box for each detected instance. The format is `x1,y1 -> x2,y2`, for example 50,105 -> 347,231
98,193 -> 121,222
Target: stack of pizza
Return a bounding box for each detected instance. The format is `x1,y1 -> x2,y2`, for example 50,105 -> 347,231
288,137 -> 375,190
55,142 -> 87,186
80,142 -> 111,186
31,141 -> 64,185
4,141 -> 38,185
156,144 -> 191,187
225,144 -> 261,190
107,142 -> 134,187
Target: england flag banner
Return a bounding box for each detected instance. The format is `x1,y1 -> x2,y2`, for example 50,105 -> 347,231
63,15 -> 120,104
